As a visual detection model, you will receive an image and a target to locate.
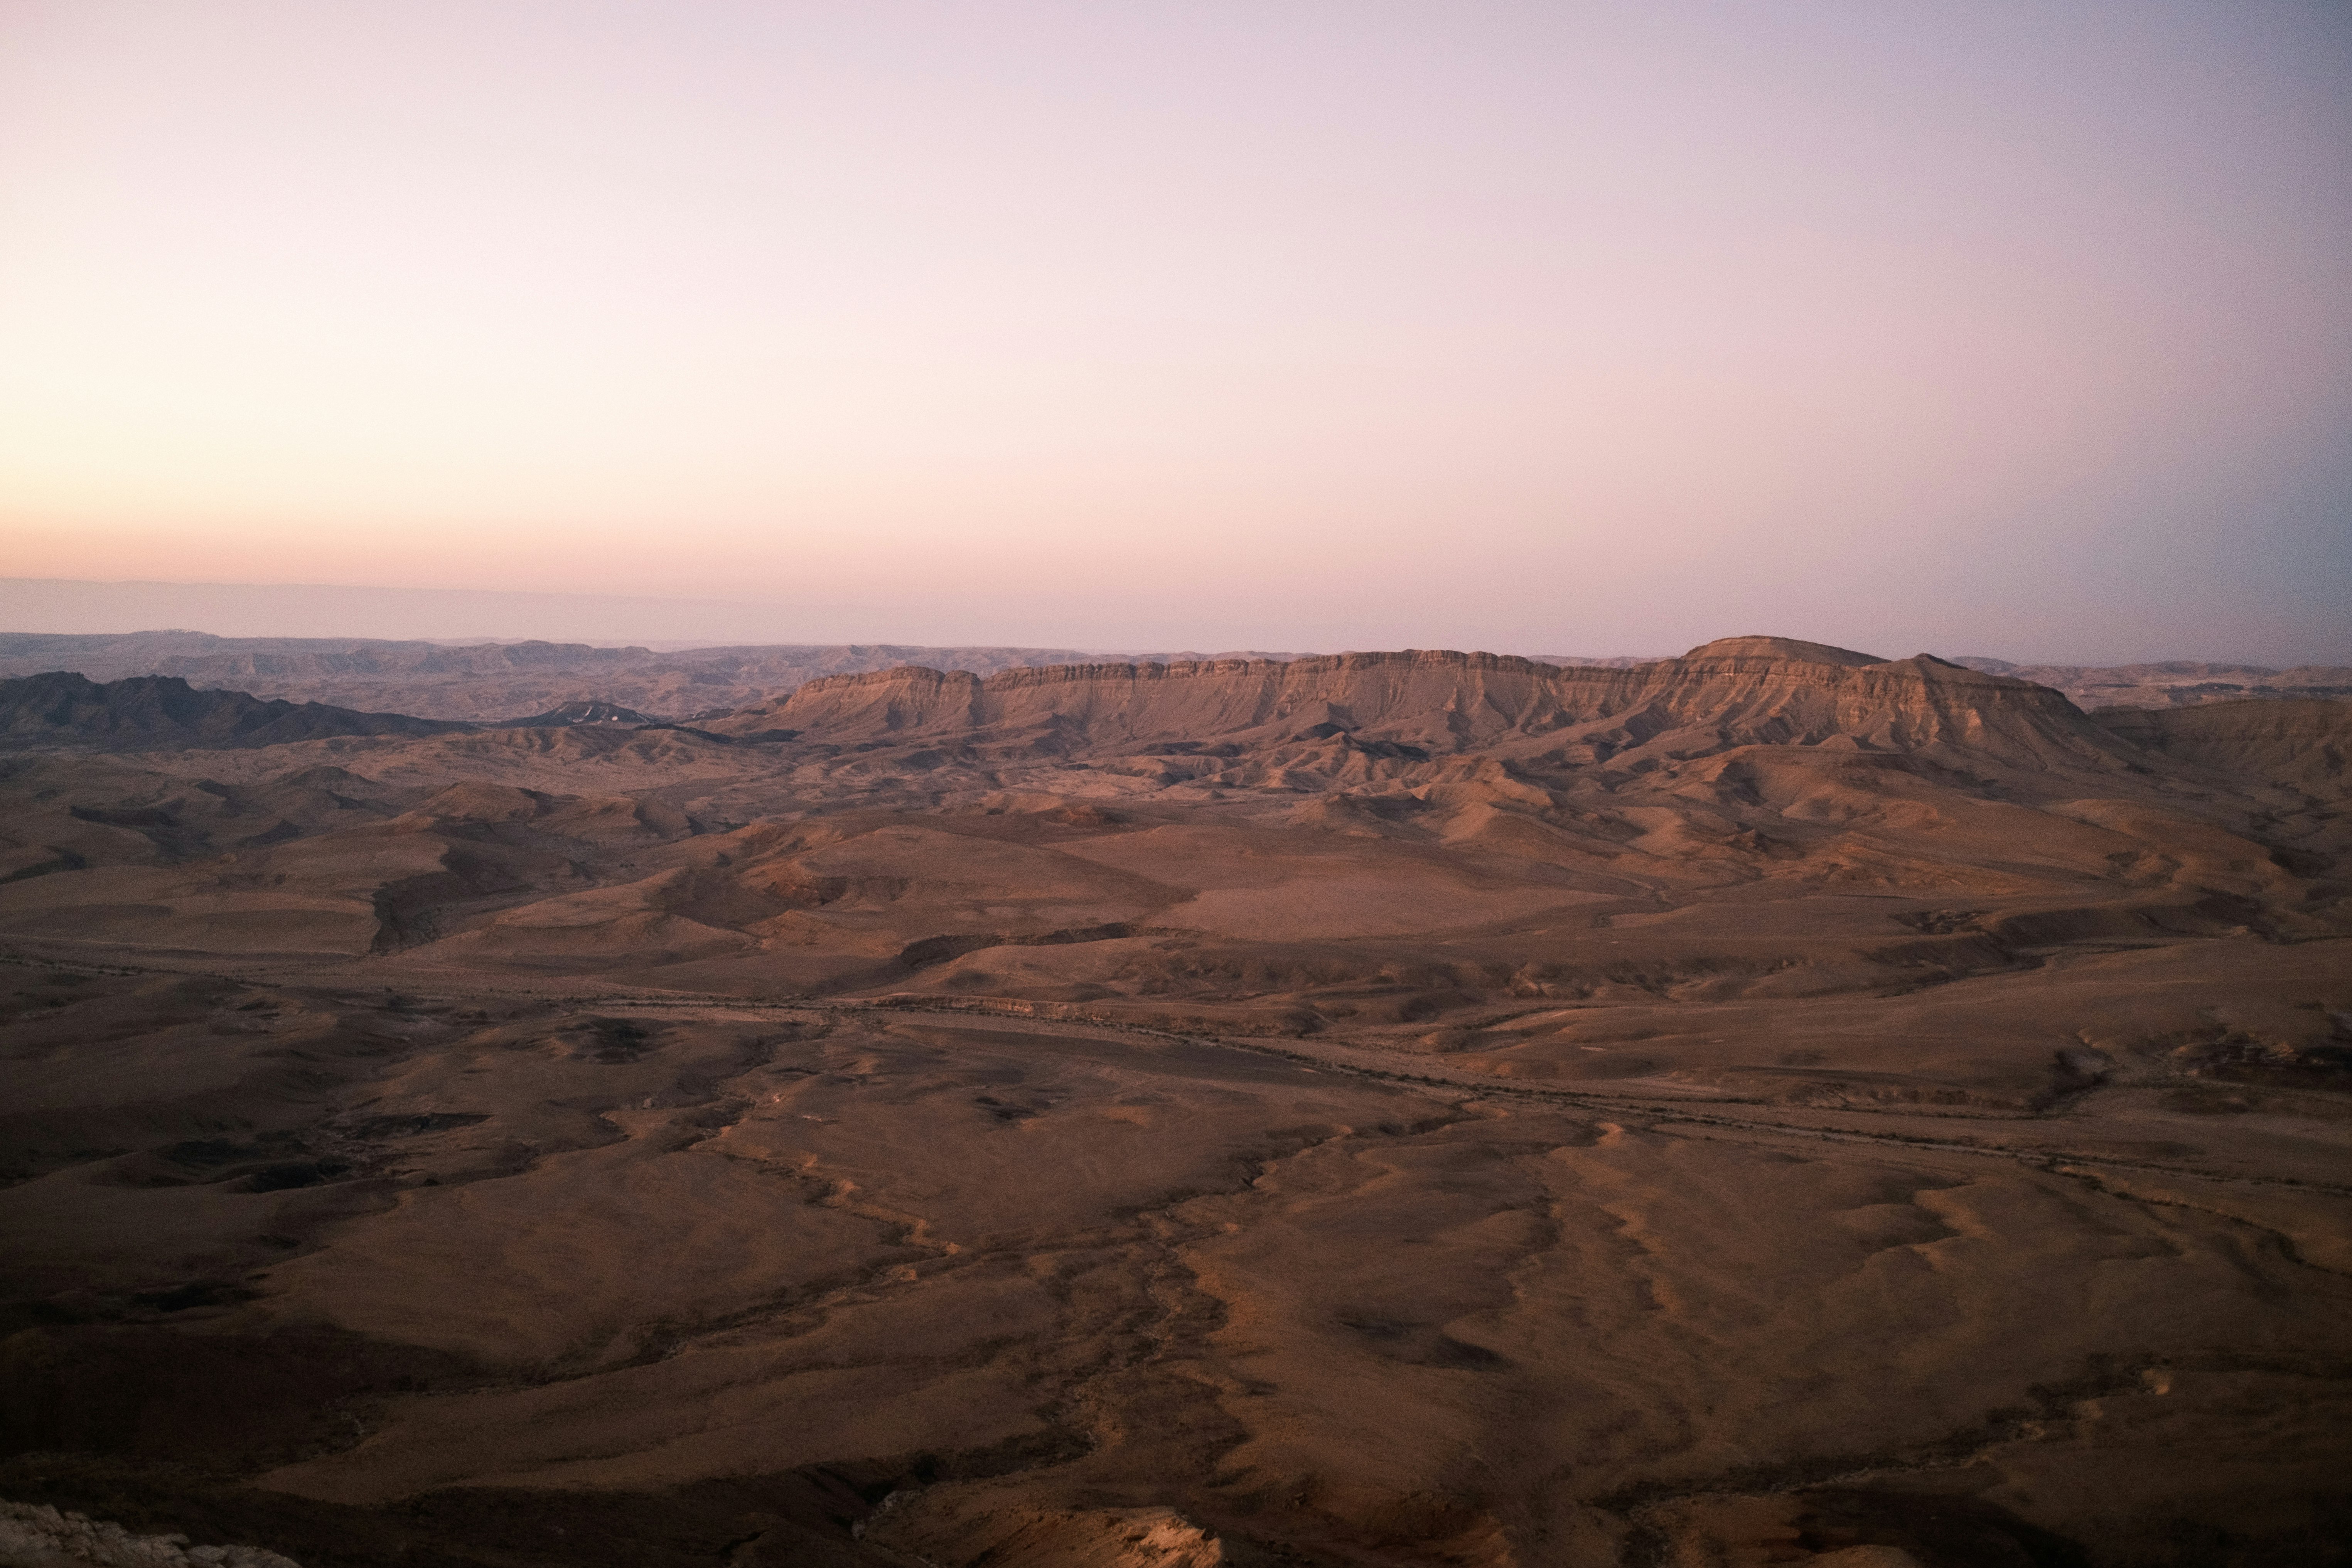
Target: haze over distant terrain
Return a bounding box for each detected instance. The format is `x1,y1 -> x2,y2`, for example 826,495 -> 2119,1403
3,574 -> 2348,672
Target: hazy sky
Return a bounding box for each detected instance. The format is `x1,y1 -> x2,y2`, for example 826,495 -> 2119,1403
2,2 -> 2347,661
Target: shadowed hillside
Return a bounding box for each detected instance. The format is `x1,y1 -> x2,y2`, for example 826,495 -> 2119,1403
2091,698 -> 2352,800
0,673 -> 469,752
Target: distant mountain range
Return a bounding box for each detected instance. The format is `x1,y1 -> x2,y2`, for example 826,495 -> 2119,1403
10,641 -> 2345,822
1,631 -> 2341,727
1950,656 -> 2352,710
0,671 -> 467,752
0,632 -> 1307,722
0,679 -> 730,752
711,637 -> 2140,777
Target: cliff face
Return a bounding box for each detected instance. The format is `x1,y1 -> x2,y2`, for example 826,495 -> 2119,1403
0,672 -> 470,751
752,651 -> 1568,749
718,637 -> 2126,773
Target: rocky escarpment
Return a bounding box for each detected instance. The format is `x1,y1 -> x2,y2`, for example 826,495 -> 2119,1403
710,636 -> 2131,774
0,673 -> 470,752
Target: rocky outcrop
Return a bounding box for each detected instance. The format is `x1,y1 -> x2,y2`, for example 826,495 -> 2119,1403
0,1501 -> 300,1568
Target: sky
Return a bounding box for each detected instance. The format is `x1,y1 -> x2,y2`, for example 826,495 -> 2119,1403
2,1 -> 2348,663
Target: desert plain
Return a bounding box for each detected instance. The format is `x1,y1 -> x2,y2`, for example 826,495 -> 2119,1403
0,634 -> 2347,1567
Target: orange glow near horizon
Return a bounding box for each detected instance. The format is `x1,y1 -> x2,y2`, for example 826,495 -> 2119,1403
2,2 -> 2348,661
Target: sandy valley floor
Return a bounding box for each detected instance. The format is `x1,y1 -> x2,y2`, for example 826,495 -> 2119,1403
2,639 -> 2347,1566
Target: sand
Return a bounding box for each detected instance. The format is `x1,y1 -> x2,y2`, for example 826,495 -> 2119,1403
0,637 -> 2345,1565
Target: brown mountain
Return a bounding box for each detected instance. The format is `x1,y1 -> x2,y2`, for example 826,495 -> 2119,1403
9,629 -> 2337,725
0,636 -> 2346,1568
0,671 -> 469,752
718,636 -> 2131,774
